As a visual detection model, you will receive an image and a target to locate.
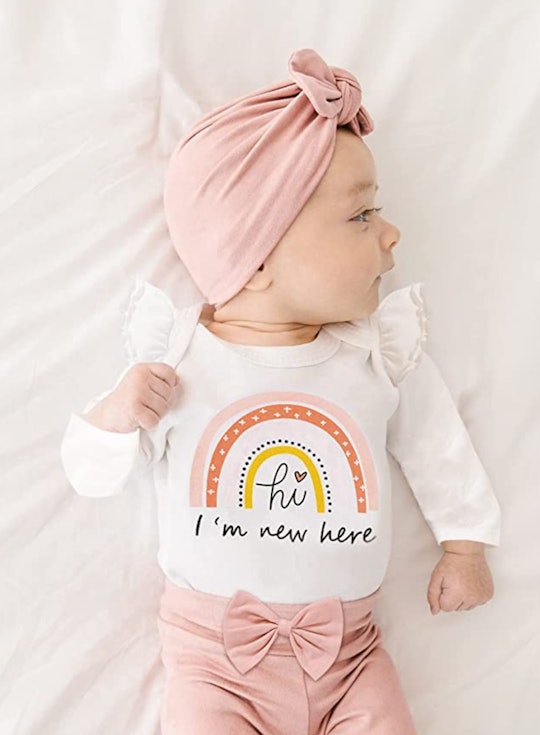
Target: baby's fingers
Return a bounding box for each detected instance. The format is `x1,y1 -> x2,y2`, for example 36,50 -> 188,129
427,572 -> 443,614
439,582 -> 465,612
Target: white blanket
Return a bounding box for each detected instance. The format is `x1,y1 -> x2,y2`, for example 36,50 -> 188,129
1,1 -> 538,733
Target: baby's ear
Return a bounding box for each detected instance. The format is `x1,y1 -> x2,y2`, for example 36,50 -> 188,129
243,261 -> 272,293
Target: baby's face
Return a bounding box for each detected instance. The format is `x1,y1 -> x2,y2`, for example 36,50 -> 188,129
264,129 -> 400,324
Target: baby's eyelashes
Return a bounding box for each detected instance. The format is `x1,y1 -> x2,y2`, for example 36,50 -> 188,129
352,206 -> 383,223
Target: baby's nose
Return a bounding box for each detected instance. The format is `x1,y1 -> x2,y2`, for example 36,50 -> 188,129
382,222 -> 400,254
388,221 -> 401,245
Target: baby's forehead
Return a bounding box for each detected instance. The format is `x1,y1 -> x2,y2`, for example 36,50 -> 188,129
316,136 -> 377,202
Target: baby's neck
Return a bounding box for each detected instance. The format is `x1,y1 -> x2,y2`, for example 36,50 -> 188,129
200,317 -> 321,347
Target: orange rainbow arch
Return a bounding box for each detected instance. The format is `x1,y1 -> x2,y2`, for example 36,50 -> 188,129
189,392 -> 378,513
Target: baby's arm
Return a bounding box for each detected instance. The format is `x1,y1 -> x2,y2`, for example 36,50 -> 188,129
60,362 -> 179,498
386,350 -> 501,548
385,351 -> 501,613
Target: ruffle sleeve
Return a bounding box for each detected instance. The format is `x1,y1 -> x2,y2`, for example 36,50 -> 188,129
322,281 -> 429,385
121,277 -> 205,368
121,278 -> 178,364
371,282 -> 429,386
382,282 -> 502,547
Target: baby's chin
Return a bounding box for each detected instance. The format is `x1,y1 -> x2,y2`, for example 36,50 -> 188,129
343,302 -> 379,324
356,288 -> 382,318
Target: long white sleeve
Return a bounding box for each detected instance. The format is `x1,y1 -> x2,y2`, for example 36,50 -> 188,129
386,351 -> 502,547
60,365 -> 170,498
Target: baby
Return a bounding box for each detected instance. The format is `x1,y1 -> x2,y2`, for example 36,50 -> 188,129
61,48 -> 501,734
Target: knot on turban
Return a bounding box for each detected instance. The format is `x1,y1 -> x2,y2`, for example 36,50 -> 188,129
163,48 -> 375,308
289,48 -> 374,132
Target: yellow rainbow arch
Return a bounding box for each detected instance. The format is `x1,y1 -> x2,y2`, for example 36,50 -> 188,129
244,445 -> 325,512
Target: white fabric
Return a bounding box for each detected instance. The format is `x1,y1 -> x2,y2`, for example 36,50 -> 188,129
60,280 -> 501,603
3,2 -> 539,733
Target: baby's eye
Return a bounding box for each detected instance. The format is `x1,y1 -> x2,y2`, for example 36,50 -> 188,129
352,206 -> 383,223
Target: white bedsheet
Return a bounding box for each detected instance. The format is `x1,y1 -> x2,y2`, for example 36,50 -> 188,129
1,1 -> 539,733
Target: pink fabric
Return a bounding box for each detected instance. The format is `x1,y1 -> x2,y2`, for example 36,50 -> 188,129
157,576 -> 419,734
163,48 -> 375,309
222,588 -> 344,680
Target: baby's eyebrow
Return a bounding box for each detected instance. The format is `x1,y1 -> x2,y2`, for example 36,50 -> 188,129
345,182 -> 379,209
347,181 -> 379,197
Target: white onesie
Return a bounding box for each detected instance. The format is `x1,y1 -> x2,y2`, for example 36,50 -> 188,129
60,279 -> 501,603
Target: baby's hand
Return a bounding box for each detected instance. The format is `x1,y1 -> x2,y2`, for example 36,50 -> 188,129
427,549 -> 495,615
83,363 -> 180,433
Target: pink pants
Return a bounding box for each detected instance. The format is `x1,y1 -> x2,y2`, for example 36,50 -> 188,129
157,577 -> 418,735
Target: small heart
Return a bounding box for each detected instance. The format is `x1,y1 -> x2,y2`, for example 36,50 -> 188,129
294,471 -> 307,482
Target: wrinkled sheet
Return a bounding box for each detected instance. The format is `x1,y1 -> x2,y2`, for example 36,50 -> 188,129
1,0 -> 539,733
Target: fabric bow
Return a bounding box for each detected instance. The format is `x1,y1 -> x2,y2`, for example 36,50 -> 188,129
222,589 -> 344,681
289,48 -> 374,132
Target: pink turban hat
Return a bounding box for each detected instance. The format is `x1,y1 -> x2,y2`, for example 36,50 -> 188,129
163,48 -> 375,309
